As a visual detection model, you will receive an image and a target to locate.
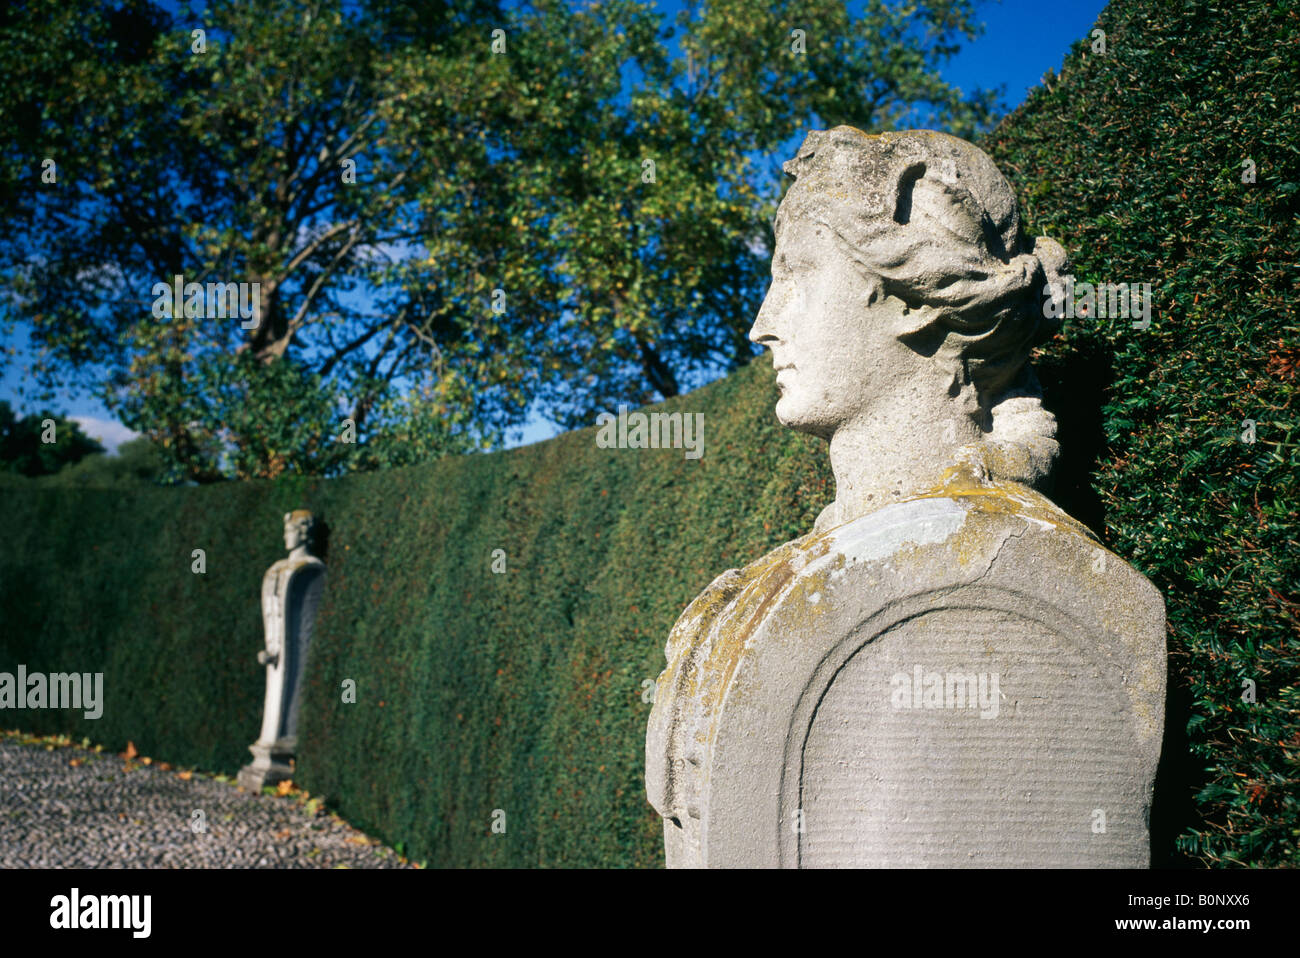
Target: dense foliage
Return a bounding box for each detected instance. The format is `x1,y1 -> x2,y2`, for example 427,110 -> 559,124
0,359 -> 830,866
983,0 -> 1298,866
0,0 -> 992,482
0,401 -> 104,476
4,436 -> 168,488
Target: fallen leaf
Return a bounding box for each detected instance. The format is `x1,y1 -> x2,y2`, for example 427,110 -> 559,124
276,779 -> 294,796
141,756 -> 152,765
178,770 -> 193,781
68,758 -> 82,767
123,741 -> 137,760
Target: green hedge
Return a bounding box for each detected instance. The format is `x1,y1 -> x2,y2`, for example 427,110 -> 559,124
0,360 -> 832,867
293,362 -> 837,866
982,0 -> 1298,866
1,0 -> 1295,867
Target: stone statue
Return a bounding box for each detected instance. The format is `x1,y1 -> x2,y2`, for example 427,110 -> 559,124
646,128 -> 1166,868
238,509 -> 327,791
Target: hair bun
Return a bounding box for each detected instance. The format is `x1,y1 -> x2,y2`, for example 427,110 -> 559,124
1032,236 -> 1070,282
1030,236 -> 1071,341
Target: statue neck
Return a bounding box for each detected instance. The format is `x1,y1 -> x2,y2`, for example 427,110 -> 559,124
817,401 -> 982,533
287,545 -> 311,563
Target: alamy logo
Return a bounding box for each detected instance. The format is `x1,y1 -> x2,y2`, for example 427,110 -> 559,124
890,665 -> 1000,719
50,888 -> 151,938
0,665 -> 103,719
1044,277 -> 1152,329
151,274 -> 261,328
595,405 -> 704,460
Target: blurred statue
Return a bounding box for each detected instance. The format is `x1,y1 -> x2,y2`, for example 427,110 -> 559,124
239,510 -> 327,791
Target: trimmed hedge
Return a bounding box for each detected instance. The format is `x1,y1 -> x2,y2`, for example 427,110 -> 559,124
0,359 -> 831,867
982,0 -> 1298,866
1,0 -> 1295,867
293,362 -> 836,866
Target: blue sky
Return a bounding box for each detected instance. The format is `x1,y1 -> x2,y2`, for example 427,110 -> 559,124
0,0 -> 1107,454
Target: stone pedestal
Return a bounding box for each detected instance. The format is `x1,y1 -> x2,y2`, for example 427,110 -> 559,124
647,482 -> 1165,867
237,740 -> 296,791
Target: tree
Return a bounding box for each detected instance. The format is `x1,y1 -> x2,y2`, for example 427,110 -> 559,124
387,0 -> 998,426
2,0 -> 500,482
0,0 -> 997,479
36,436 -> 168,487
0,401 -> 105,476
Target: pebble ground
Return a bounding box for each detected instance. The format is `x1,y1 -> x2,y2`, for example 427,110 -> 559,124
0,738 -> 413,868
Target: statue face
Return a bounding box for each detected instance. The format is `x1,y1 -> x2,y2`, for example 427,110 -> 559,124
284,519 -> 307,552
749,213 -> 906,439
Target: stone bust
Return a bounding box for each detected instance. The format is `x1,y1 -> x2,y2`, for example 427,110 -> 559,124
646,128 -> 1165,868
239,509 -> 328,791
753,127 -> 1069,529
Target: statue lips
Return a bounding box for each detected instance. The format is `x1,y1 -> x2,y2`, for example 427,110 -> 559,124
774,363 -> 795,391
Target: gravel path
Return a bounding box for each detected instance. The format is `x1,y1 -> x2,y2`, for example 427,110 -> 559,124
0,738 -> 413,868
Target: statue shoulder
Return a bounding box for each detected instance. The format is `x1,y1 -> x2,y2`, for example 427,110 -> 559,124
664,531 -> 823,663
266,555 -> 326,580
262,560 -> 289,586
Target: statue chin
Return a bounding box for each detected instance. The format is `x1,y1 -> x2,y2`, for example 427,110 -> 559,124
774,397 -> 836,440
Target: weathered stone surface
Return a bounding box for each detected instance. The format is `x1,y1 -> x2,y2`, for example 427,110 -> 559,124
646,127 -> 1166,868
239,510 -> 326,792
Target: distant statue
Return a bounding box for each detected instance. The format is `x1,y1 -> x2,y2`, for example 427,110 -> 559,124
647,128 -> 1166,868
239,509 -> 327,791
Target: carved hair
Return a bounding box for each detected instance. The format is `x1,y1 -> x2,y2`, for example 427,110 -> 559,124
778,127 -> 1071,488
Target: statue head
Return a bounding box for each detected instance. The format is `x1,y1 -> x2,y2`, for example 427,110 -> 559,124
283,509 -> 316,554
749,127 -> 1071,493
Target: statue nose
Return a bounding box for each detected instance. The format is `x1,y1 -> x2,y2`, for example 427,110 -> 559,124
750,298 -> 780,345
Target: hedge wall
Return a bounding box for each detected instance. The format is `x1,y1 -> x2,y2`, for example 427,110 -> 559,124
1,0 -> 1295,867
981,0 -> 1298,866
0,360 -> 832,867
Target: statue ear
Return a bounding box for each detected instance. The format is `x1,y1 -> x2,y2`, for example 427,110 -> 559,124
891,163 -> 927,226
283,513 -> 291,524
864,271 -> 933,339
